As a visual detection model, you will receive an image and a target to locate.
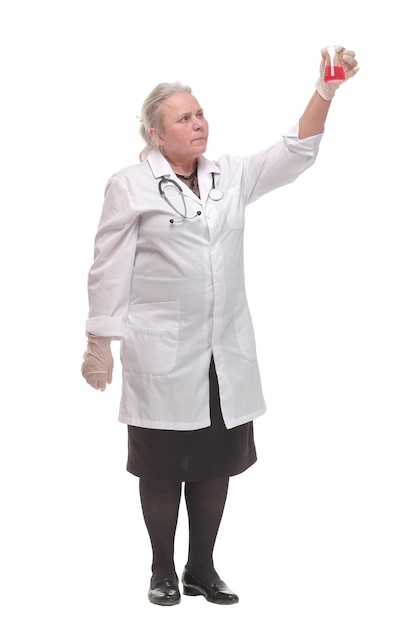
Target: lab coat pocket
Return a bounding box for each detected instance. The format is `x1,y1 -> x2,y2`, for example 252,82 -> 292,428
121,301 -> 180,375
234,292 -> 257,362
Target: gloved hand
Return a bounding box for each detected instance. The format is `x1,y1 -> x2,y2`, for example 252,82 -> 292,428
81,333 -> 114,391
315,46 -> 360,100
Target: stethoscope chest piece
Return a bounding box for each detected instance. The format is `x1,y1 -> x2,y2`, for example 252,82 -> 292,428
209,188 -> 223,201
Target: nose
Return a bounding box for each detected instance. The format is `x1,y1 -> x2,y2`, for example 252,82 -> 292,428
192,116 -> 203,130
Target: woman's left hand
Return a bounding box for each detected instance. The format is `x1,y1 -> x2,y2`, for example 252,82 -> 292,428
316,46 -> 360,100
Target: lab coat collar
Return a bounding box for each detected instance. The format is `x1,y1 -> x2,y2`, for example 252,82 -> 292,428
147,149 -> 220,180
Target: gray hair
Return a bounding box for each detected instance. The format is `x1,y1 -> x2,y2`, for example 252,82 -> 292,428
138,81 -> 192,162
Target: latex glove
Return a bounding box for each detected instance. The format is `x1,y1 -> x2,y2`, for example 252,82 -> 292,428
315,46 -> 360,100
81,334 -> 114,391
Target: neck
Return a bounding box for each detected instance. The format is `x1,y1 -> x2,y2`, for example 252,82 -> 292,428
174,164 -> 197,176
163,154 -> 198,176
176,167 -> 197,180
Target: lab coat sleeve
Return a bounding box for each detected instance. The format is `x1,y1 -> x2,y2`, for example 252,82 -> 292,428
85,176 -> 139,339
243,123 -> 323,204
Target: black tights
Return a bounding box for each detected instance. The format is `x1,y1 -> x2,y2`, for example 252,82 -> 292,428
139,476 -> 229,584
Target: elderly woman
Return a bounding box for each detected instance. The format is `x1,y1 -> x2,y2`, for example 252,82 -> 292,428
82,46 -> 359,606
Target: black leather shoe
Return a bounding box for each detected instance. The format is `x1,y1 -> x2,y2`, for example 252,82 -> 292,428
182,567 -> 239,604
147,578 -> 181,606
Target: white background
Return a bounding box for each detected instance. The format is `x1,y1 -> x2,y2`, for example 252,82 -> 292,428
1,1 -> 416,625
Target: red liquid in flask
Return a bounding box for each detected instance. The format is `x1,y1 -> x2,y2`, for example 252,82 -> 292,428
324,64 -> 346,84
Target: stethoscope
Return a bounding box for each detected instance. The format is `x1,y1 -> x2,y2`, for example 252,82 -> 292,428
158,173 -> 223,224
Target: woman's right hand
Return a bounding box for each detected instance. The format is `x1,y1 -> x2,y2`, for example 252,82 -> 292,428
81,334 -> 114,391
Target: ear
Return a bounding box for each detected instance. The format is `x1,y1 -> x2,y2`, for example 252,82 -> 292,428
149,127 -> 165,147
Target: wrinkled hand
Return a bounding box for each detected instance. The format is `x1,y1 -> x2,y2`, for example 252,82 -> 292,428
81,334 -> 114,391
315,46 -> 360,100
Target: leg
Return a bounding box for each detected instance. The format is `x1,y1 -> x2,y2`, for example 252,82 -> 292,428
184,476 -> 229,583
139,477 -> 182,584
182,476 -> 238,604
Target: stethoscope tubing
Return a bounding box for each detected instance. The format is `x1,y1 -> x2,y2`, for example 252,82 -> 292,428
158,173 -> 223,224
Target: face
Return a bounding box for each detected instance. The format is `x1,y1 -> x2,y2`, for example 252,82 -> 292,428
152,92 -> 209,165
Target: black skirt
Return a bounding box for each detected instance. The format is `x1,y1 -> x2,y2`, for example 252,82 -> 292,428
126,357 -> 257,481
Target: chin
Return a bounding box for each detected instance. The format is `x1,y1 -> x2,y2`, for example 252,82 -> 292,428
195,143 -> 207,155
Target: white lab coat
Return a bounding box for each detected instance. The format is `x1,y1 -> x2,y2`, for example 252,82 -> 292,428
86,124 -> 323,430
